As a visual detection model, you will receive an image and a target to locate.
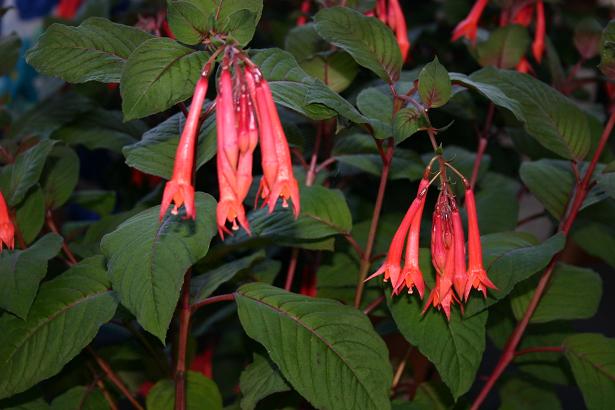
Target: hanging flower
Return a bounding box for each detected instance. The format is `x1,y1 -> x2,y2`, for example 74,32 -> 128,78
374,0 -> 411,61
235,76 -> 258,203
0,192 -> 15,252
160,74 -> 208,220
464,187 -> 497,299
532,0 -> 545,63
452,0 -> 489,44
451,207 -> 468,299
296,0 -> 311,26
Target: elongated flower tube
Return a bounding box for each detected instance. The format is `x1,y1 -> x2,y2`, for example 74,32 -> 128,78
464,188 -> 497,299
451,208 -> 468,299
235,82 -> 258,202
367,177 -> 429,290
452,0 -> 489,44
250,69 -> 300,217
532,0 -> 545,63
388,0 -> 410,61
511,3 -> 533,26
296,0 -> 311,26
160,74 -> 208,220
0,192 -> 14,252
216,66 -> 249,237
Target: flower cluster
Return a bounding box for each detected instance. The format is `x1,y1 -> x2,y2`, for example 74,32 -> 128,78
159,48 -> 300,238
0,191 -> 15,252
367,162 -> 496,320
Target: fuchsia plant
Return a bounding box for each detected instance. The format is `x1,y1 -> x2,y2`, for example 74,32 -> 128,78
1,1 -> 615,410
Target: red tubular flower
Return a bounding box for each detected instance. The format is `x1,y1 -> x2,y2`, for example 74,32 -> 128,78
376,0 -> 387,24
532,0 -> 545,63
216,66 -> 249,237
452,0 -> 489,44
388,0 -> 410,62
57,0 -> 82,19
160,74 -> 208,220
250,69 -> 300,217
0,192 -> 15,252
452,208 -> 468,299
464,188 -> 497,300
516,57 -> 534,74
235,81 -> 258,202
511,3 -> 533,26
396,185 -> 427,297
367,177 -> 429,290
296,0 -> 311,26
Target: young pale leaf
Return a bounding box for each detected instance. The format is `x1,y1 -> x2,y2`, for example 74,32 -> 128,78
167,0 -> 215,45
599,20 -> 615,79
0,33 -> 21,76
239,352 -> 291,410
418,57 -> 452,108
388,293 -> 488,399
564,333 -> 615,410
477,25 -> 530,69
0,140 -> 55,206
50,386 -> 108,410
101,193 -> 217,342
463,232 -> 565,317
393,108 -> 428,143
472,68 -> 591,160
120,37 -> 209,121
0,256 -> 118,399
0,233 -> 63,318
510,263 -> 602,323
499,378 -> 562,410
41,146 -> 79,209
26,17 -> 152,83
15,187 -> 45,244
146,371 -> 222,410
123,110 -> 216,179
236,283 -> 393,410
314,7 -> 402,83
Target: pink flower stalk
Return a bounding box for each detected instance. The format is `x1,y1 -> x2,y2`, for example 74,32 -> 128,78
216,66 -> 249,237
0,192 -> 15,252
464,188 -> 497,300
532,0 -> 545,63
160,74 -> 208,220
249,68 -> 300,217
452,0 -> 489,44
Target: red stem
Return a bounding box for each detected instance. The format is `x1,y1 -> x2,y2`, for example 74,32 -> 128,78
285,248 -> 300,291
470,103 -> 495,189
470,111 -> 615,409
514,346 -> 563,356
175,271 -> 192,410
362,294 -> 385,315
46,210 -> 78,266
190,293 -> 235,312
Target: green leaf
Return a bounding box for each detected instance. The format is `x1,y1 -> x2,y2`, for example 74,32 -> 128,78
166,0 -> 213,45
356,87 -> 393,139
0,140 -> 55,206
407,382 -> 454,410
123,110 -> 216,179
214,0 -> 263,46
510,263 -> 602,323
0,33 -> 21,76
463,232 -> 565,317
477,25 -> 530,69
0,233 -> 63,318
599,20 -> 615,79
520,159 -> 572,219
41,146 -> 79,209
393,108 -> 428,144
191,251 -> 265,303
573,223 -> 615,269
50,386 -> 109,410
563,333 -> 615,410
26,17 -> 153,83
70,190 -> 116,216
474,173 -> 520,234
449,72 -> 524,122
120,37 -> 209,121
300,52 -> 359,93
314,7 -> 402,83
53,108 -> 142,152
251,48 -> 366,123
0,256 -> 118,399
418,57 -> 452,108
499,378 -> 562,410
239,352 -> 291,410
388,292 -> 488,399
236,283 -> 393,410
3,398 -> 50,410
101,193 -> 217,342
597,171 -> 615,200
146,371 -> 222,410
574,18 -> 603,60
15,187 -> 45,244
472,68 -> 591,160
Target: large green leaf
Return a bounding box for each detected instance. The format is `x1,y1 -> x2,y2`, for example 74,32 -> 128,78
0,234 -> 63,318
70,190 -> 116,216
166,0 -> 213,45
120,37 -> 209,121
314,7 -> 402,83
236,283 -> 393,410
510,263 -> 602,323
477,25 -> 530,69
251,48 -> 366,123
520,159 -> 573,219
573,223 -> 615,269
499,378 -> 561,410
472,68 -> 591,160
0,33 -> 21,76
0,256 -> 118,399
26,17 -> 152,83
474,173 -> 520,234
100,193 -> 217,342
15,186 -> 45,244
563,333 -> 615,410
388,292 -> 488,399
123,110 -> 216,179
146,371 -> 222,410
418,57 -> 452,108
356,87 -> 393,139
239,352 -> 290,410
50,386 -> 108,410
463,233 -> 565,317
40,146 -> 79,209
0,140 -> 55,206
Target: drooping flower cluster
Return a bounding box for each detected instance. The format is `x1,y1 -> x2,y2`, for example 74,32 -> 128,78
366,162 -> 496,320
373,0 -> 410,61
0,191 -> 15,252
159,48 -> 300,238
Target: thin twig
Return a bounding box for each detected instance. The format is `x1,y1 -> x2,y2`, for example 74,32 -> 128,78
470,103 -> 495,188
175,270 -> 192,410
88,347 -> 143,410
362,295 -> 385,315
285,248 -> 300,291
46,210 -> 78,265
392,346 -> 413,391
191,293 -> 236,312
514,346 -> 563,356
